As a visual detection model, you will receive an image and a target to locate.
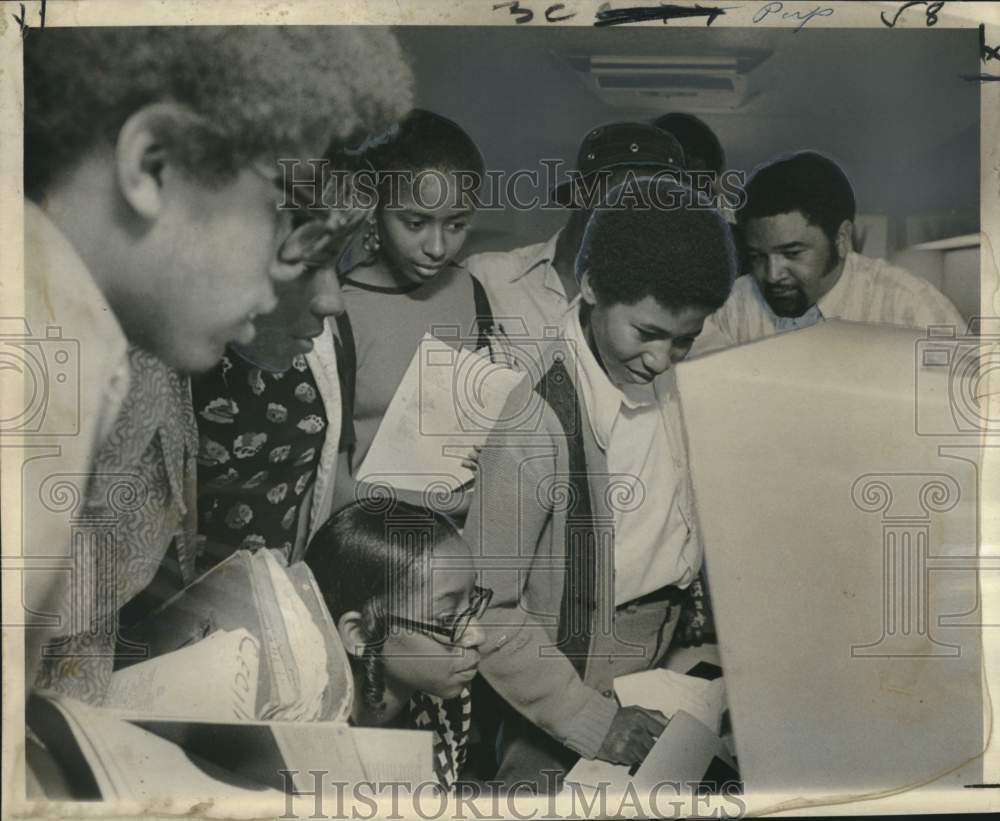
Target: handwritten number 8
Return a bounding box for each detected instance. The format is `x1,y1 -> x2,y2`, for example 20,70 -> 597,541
881,1 -> 944,28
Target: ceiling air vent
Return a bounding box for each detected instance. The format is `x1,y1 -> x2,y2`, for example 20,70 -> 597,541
568,52 -> 771,112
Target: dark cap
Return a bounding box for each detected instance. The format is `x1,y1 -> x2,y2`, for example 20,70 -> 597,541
551,122 -> 686,207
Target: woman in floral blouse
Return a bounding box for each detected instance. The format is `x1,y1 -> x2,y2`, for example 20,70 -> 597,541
192,203 -> 362,570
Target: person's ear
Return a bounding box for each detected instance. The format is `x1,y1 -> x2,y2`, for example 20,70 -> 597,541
114,102 -> 192,221
336,611 -> 368,657
834,219 -> 853,262
579,271 -> 598,308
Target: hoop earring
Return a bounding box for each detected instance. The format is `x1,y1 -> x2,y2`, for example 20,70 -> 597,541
362,217 -> 381,256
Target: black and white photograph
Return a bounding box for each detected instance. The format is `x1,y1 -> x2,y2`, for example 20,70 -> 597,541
1,1 -> 998,818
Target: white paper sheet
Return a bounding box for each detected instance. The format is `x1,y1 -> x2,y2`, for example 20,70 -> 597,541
614,669 -> 725,734
358,334 -> 528,492
563,710 -> 726,793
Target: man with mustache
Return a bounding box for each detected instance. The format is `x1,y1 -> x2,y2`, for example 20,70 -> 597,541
692,151 -> 963,355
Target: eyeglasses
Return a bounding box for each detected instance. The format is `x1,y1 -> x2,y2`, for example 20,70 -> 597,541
276,209 -> 368,275
250,161 -> 367,274
386,585 -> 493,645
276,217 -> 348,269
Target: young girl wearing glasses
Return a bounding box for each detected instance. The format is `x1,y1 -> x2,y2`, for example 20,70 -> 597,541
305,500 -> 489,791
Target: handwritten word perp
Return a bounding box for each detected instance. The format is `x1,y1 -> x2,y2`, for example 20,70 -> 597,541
753,1 -> 833,31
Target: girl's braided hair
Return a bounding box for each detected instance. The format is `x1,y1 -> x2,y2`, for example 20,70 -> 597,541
305,499 -> 461,715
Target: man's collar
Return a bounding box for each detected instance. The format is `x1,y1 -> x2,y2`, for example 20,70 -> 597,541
24,200 -> 127,352
815,251 -> 858,319
508,230 -> 561,284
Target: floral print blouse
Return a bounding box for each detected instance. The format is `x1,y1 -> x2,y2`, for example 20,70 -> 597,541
193,352 -> 327,564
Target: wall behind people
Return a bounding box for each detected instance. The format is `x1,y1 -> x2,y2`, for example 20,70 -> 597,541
395,26 -> 978,257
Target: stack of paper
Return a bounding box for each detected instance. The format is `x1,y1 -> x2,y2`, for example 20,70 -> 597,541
122,550 -> 351,724
251,549 -> 327,721
358,333 -> 529,493
106,628 -> 260,721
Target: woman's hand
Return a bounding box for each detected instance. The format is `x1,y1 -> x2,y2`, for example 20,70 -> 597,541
594,705 -> 669,767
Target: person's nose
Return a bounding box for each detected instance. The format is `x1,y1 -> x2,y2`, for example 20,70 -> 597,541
764,254 -> 788,284
668,342 -> 690,365
422,226 -> 446,262
311,266 -> 346,319
457,617 -> 486,650
254,275 -> 279,317
642,341 -> 673,376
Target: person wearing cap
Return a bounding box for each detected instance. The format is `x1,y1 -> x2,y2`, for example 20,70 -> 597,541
692,151 -> 964,357
652,112 -> 725,177
651,111 -> 738,228
462,122 -> 685,343
464,176 -> 736,791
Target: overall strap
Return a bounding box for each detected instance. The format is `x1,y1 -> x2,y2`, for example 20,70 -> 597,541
333,312 -> 357,473
470,274 -> 494,350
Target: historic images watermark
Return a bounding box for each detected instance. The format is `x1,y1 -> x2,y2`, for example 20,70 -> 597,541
277,772 -> 747,820
844,319 -> 1000,657
914,319 -> 1000,438
275,161 -> 747,214
0,317 -> 79,437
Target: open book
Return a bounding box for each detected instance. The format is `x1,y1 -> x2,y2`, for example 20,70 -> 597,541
118,549 -> 351,723
27,693 -> 434,801
357,333 -> 529,493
